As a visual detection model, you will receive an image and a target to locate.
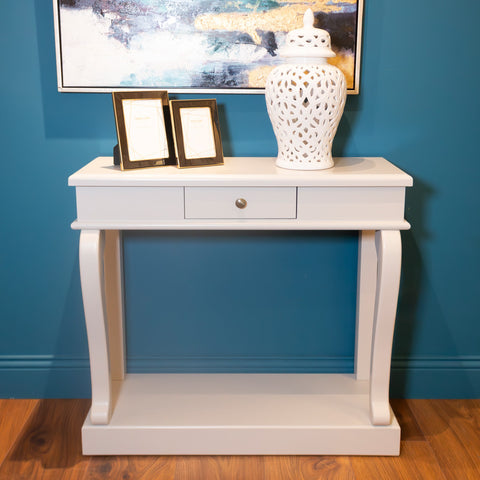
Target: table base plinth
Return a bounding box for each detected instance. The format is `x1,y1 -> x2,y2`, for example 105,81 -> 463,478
82,373 -> 400,455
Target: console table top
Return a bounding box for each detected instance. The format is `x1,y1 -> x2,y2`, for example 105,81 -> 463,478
69,156 -> 413,188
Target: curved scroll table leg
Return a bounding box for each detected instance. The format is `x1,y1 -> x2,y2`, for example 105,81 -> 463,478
79,230 -> 112,425
104,230 -> 125,382
370,230 -> 401,425
355,230 -> 377,380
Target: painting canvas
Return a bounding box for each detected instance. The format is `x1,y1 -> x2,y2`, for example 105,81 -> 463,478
54,0 -> 363,93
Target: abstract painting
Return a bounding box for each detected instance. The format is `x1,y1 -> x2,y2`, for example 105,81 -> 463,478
54,0 -> 363,93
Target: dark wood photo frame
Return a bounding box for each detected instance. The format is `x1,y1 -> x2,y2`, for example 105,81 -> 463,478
170,99 -> 224,168
112,91 -> 176,170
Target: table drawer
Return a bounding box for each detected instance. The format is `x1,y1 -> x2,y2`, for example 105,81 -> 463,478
76,187 -> 184,223
297,187 -> 406,223
185,187 -> 297,219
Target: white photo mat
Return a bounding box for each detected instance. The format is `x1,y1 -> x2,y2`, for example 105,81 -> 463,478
123,99 -> 169,161
179,107 -> 217,160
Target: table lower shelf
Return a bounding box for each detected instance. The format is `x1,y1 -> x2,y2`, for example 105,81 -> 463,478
82,373 -> 400,455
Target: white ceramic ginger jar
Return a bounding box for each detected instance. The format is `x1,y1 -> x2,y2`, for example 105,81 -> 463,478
265,9 -> 347,170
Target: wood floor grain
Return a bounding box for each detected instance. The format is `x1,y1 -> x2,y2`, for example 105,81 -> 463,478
0,399 -> 89,480
408,399 -> 480,480
0,399 -> 479,479
264,456 -> 355,480
349,400 -> 448,480
0,399 -> 38,466
351,440 -> 448,480
86,455 -> 176,480
175,456 -> 264,480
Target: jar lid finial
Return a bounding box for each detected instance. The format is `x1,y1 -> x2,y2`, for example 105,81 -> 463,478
280,9 -> 335,59
304,8 -> 314,28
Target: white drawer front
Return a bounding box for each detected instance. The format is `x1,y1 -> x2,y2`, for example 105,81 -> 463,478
76,187 -> 184,223
297,187 -> 406,222
185,187 -> 297,219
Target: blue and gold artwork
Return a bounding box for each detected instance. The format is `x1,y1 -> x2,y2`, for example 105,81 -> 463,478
56,0 -> 362,92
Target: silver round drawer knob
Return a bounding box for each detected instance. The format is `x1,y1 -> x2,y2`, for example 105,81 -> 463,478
235,198 -> 247,209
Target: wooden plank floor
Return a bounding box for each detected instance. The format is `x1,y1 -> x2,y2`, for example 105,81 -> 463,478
0,399 -> 478,479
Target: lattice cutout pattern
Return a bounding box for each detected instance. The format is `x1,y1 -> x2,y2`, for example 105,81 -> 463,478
266,64 -> 347,170
287,28 -> 331,51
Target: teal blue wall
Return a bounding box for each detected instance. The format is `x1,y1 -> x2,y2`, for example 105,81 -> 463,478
1,1 -> 479,398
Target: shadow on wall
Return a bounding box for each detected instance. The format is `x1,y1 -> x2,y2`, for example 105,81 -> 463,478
216,103 -> 232,157
46,250 -> 91,398
33,0 -> 272,157
333,94 -> 362,157
34,0 -> 354,158
34,0 -> 120,143
391,175 -> 433,397
396,177 -> 435,360
391,175 -> 478,397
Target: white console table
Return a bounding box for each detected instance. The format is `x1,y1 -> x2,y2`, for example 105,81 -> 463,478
69,156 -> 412,456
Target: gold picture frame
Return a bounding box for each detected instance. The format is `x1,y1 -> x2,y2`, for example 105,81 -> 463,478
170,99 -> 224,168
112,91 -> 176,170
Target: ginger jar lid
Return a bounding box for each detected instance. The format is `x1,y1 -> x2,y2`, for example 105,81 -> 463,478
280,9 -> 335,59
